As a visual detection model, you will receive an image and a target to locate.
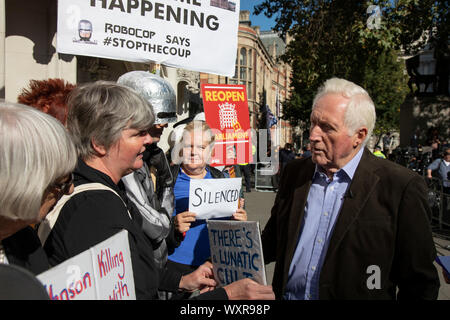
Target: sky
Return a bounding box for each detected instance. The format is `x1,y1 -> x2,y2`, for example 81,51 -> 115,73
239,0 -> 278,31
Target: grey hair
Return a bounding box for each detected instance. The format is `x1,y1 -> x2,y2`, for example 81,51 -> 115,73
0,102 -> 77,221
67,81 -> 155,160
313,78 -> 376,145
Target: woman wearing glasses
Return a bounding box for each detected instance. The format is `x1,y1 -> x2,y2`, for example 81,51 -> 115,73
0,102 -> 77,274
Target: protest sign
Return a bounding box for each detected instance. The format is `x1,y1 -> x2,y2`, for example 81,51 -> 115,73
189,177 -> 241,220
207,220 -> 266,286
57,0 -> 239,76
201,84 -> 252,166
37,230 -> 135,300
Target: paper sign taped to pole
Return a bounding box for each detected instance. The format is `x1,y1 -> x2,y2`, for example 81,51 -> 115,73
189,177 -> 241,220
57,0 -> 240,76
207,220 -> 266,287
37,230 -> 135,300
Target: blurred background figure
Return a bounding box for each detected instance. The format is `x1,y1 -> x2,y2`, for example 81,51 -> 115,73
373,145 -> 387,159
427,147 -> 450,195
17,78 -> 76,125
301,143 -> 311,159
279,143 -> 296,172
0,102 -> 77,275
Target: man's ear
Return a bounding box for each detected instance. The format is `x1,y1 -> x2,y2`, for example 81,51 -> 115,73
91,138 -> 107,156
354,127 -> 368,148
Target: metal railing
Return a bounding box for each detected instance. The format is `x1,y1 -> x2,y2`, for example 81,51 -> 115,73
427,177 -> 450,240
255,162 -> 278,192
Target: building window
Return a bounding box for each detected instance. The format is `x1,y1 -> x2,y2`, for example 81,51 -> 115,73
240,67 -> 247,80
240,48 -> 247,66
231,46 -> 253,99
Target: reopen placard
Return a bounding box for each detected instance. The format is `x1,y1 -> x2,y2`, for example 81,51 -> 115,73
201,84 -> 252,166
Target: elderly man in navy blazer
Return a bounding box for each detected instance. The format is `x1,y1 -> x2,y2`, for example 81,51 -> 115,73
262,78 -> 440,300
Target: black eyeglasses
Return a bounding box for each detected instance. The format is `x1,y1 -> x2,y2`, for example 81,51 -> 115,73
50,173 -> 74,196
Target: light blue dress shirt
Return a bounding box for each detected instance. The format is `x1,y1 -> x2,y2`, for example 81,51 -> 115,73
284,147 -> 364,300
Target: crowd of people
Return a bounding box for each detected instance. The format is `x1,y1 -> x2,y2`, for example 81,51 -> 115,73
0,73 -> 272,300
0,74 -> 447,300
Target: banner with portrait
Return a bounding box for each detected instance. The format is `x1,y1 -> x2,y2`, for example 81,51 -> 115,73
57,0 -> 240,76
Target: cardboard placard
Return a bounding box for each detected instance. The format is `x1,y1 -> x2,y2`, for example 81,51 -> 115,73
37,230 -> 135,300
207,220 -> 266,287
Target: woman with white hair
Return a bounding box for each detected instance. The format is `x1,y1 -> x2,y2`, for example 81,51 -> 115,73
0,102 -> 77,274
167,120 -> 248,286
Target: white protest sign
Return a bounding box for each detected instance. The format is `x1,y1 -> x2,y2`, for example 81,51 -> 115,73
38,248 -> 96,300
189,177 -> 241,220
37,230 -> 135,300
57,0 -> 240,76
207,220 -> 266,287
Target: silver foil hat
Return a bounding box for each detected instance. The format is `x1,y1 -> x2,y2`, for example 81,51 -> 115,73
117,71 -> 177,124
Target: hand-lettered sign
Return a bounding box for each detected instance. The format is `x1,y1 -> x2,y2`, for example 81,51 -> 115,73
207,220 -> 266,287
57,0 -> 240,76
37,230 -> 135,300
189,177 -> 241,220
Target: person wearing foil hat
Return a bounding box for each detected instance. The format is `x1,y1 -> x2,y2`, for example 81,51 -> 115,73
118,71 -> 190,276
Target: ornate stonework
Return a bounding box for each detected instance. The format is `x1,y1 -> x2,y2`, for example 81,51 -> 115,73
177,69 -> 200,94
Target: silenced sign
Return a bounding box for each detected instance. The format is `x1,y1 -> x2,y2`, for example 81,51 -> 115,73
37,230 -> 135,300
189,177 -> 241,220
207,220 -> 266,287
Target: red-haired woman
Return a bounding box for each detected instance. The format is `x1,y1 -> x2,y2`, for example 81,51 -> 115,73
17,78 -> 75,125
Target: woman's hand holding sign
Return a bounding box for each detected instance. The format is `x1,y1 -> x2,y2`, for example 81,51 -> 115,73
174,211 -> 196,234
232,206 -> 247,221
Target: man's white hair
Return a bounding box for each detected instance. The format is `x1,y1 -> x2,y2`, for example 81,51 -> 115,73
313,78 -> 376,145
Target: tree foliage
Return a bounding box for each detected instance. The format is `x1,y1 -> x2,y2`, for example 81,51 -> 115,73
254,0 -> 449,132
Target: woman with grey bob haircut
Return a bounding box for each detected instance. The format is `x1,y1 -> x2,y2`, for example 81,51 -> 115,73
0,101 -> 77,274
67,80 -> 155,160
